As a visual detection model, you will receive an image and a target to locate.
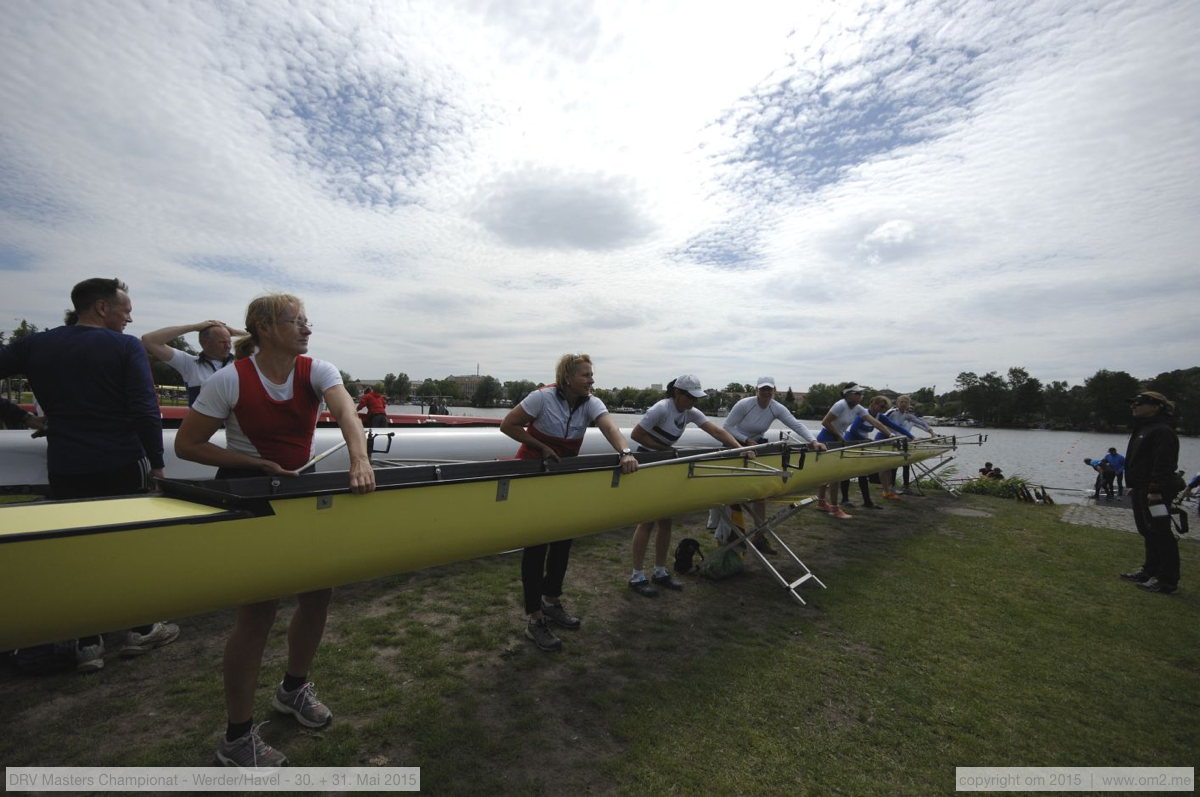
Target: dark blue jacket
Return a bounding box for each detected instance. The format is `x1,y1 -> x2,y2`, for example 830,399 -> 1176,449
0,326 -> 164,473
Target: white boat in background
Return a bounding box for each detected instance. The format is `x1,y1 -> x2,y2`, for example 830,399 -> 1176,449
0,426 -> 760,491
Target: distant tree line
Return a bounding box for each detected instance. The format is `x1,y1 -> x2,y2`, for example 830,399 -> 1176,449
940,366 -> 1200,435
2,318 -> 1195,434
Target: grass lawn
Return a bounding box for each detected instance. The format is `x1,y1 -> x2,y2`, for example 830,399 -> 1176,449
2,492 -> 1196,795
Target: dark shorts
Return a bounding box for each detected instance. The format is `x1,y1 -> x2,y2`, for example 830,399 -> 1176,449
50,460 -> 148,499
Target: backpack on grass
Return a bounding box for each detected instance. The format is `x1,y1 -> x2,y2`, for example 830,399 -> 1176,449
673,538 -> 704,574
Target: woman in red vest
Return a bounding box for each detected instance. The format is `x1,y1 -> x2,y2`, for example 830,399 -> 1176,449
500,353 -> 638,652
176,293 -> 375,768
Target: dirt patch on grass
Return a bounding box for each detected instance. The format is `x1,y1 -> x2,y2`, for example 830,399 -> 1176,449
937,506 -> 994,517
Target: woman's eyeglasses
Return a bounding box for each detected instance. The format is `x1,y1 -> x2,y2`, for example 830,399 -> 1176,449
279,317 -> 312,330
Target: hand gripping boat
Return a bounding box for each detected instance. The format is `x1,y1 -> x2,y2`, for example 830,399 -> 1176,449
0,436 -> 955,649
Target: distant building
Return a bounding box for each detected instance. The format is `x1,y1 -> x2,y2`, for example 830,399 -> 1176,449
445,374 -> 482,398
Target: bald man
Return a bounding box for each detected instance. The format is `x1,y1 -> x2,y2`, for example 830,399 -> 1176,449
142,319 -> 246,405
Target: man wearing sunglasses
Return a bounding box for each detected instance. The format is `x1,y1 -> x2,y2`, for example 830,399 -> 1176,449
1121,391 -> 1182,594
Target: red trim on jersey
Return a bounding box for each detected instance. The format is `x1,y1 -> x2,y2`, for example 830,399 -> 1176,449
517,423 -> 585,459
232,356 -> 321,471
515,385 -> 586,459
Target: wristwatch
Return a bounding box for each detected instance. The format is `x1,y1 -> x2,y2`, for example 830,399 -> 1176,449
619,448 -> 633,456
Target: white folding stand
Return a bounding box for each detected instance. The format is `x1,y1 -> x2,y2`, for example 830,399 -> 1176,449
908,455 -> 960,497
709,500 -> 826,606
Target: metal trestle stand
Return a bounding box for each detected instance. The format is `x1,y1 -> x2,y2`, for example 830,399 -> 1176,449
908,456 -> 960,497
711,500 -> 826,606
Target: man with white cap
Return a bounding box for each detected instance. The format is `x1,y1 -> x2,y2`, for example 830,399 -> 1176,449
722,377 -> 827,551
814,383 -> 891,519
627,375 -> 751,596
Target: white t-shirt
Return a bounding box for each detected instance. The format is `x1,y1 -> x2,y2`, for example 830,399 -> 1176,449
636,398 -> 709,450
723,396 -> 817,443
192,355 -> 341,460
823,398 -> 870,437
519,386 -> 609,441
884,407 -> 933,434
167,347 -> 233,389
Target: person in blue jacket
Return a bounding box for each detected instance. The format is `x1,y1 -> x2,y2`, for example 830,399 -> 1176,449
1104,447 -> 1126,495
1084,457 -> 1117,500
841,395 -> 911,506
1182,472 -> 1200,516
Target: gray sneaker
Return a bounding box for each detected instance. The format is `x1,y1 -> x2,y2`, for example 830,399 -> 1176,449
540,600 -> 581,630
272,682 -> 332,728
216,723 -> 287,768
525,618 -> 563,651
120,622 -> 180,658
75,637 -> 105,673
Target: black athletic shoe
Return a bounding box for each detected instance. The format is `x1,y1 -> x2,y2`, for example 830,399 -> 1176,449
525,618 -> 563,651
541,600 -> 581,630
629,578 -> 659,597
861,502 -> 884,510
651,573 -> 684,591
1119,569 -> 1151,582
1136,578 -> 1178,594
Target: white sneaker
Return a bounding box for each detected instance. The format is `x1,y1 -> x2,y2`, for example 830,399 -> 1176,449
216,723 -> 287,768
120,622 -> 180,658
272,682 -> 333,728
75,637 -> 105,673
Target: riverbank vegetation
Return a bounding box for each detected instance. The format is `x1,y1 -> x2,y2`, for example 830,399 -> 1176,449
2,317 -> 1194,435
3,495 -> 1195,794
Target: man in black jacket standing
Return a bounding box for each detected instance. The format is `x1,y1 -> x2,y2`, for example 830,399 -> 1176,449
1120,391 -> 1182,594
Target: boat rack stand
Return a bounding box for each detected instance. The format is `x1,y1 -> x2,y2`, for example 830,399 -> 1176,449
908,455 -> 960,497
709,500 -> 826,606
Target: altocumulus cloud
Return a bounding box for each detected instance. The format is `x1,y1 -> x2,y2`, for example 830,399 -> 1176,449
208,6 -> 472,211
473,169 -> 655,251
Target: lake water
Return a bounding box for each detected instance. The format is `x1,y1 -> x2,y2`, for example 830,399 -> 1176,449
390,405 -> 1200,504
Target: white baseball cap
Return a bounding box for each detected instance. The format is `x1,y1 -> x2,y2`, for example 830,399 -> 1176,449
674,374 -> 707,398
842,384 -> 867,395
757,376 -> 776,389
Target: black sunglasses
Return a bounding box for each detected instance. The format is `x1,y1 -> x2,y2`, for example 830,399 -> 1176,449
1129,395 -> 1160,406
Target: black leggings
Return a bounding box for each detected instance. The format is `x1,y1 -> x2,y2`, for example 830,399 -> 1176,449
840,477 -> 872,504
522,540 -> 573,615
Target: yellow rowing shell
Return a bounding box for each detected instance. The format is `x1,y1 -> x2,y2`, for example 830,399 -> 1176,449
0,438 -> 952,649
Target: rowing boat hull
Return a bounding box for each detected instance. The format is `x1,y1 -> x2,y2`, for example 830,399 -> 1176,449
0,438 -> 953,649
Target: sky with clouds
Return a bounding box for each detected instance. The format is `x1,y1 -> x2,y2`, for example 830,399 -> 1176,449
2,0 -> 1196,395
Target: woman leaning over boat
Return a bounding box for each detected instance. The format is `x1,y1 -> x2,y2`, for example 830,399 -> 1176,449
175,293 -> 376,767
628,375 -> 752,596
721,376 -> 827,552
815,384 -> 891,518
500,354 -> 638,652
884,394 -> 938,492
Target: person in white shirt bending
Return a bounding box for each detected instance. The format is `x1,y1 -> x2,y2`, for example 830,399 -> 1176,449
721,376 -> 827,551
627,375 -> 752,596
